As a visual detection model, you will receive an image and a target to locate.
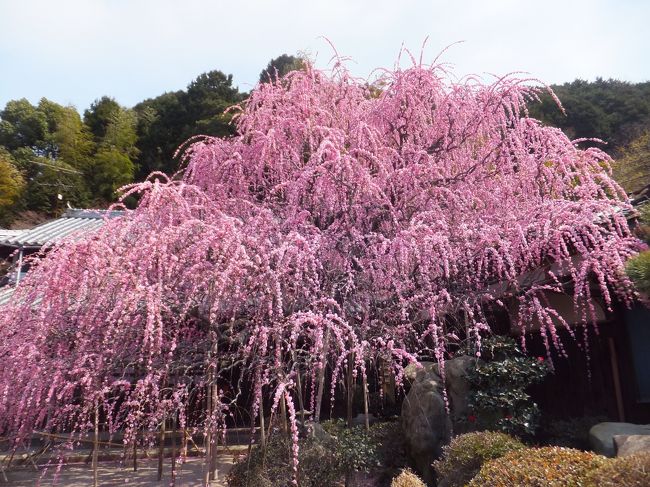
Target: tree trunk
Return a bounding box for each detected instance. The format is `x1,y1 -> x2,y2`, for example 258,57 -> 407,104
362,370 -> 369,431
314,328 -> 331,422
209,383 -> 219,481
259,395 -> 266,450
291,350 -> 306,424
205,339 -> 219,484
280,394 -> 288,434
346,352 -> 355,428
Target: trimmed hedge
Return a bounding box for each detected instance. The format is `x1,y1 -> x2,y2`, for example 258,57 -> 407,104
390,469 -> 426,487
468,446 -> 608,486
585,452 -> 650,487
433,431 -> 525,487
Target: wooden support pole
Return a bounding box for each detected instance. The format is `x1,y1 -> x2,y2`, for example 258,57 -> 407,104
92,405 -> 99,487
204,385 -> 212,487
133,435 -> 138,472
608,337 -> 626,422
157,417 -> 166,481
171,414 -> 177,486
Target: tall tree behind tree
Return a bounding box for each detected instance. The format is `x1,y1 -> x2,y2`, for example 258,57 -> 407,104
134,70 -> 242,178
90,107 -> 138,201
258,54 -> 305,83
0,99 -> 48,152
0,98 -> 92,215
530,78 -> 650,154
0,148 -> 25,226
613,131 -> 650,193
84,96 -> 121,140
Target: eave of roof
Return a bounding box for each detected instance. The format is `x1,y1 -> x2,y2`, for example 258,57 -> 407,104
0,209 -> 123,248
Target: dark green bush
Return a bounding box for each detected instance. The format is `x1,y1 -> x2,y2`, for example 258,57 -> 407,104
226,433 -> 341,487
433,431 -> 525,487
227,419 -> 408,487
468,446 -> 608,486
465,335 -> 550,436
585,452 -> 650,487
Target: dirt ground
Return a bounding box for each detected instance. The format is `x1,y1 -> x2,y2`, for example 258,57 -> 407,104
1,456 -> 236,486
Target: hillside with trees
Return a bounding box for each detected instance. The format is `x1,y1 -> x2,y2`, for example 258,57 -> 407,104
0,59 -> 648,228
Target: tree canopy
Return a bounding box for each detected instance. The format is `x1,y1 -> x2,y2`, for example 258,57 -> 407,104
259,54 -> 305,83
2,58 -> 648,227
531,78 -> 650,153
0,58 -> 643,481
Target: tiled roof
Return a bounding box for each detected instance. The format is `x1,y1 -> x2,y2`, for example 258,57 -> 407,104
0,209 -> 123,248
0,286 -> 14,306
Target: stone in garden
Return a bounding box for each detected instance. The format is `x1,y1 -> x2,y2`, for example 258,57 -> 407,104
401,363 -> 451,485
351,413 -> 379,428
613,434 -> 650,457
433,355 -> 478,430
301,420 -> 335,443
404,361 -> 439,383
589,422 -> 650,457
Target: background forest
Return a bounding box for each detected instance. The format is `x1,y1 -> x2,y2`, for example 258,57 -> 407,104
0,53 -> 648,227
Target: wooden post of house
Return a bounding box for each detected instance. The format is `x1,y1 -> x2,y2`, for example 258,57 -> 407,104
608,337 -> 626,422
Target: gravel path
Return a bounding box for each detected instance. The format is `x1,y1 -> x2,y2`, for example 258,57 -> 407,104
1,456 -> 236,486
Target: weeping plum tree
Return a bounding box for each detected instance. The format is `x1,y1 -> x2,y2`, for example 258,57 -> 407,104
0,53 -> 643,482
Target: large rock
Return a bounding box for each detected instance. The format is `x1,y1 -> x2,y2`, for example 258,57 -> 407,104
589,422 -> 650,457
434,355 -> 478,430
404,361 -> 438,384
401,363 -> 451,485
614,434 -> 650,457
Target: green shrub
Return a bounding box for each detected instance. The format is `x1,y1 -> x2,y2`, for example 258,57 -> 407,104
433,431 -> 525,487
468,446 -> 608,487
585,452 -> 650,487
390,468 -> 426,487
227,420 -> 408,487
322,419 -> 381,473
226,433 -> 341,487
627,250 -> 650,297
321,418 -> 409,481
465,335 -> 550,436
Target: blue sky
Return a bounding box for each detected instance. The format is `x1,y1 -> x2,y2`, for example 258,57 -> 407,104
1,0 -> 649,112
